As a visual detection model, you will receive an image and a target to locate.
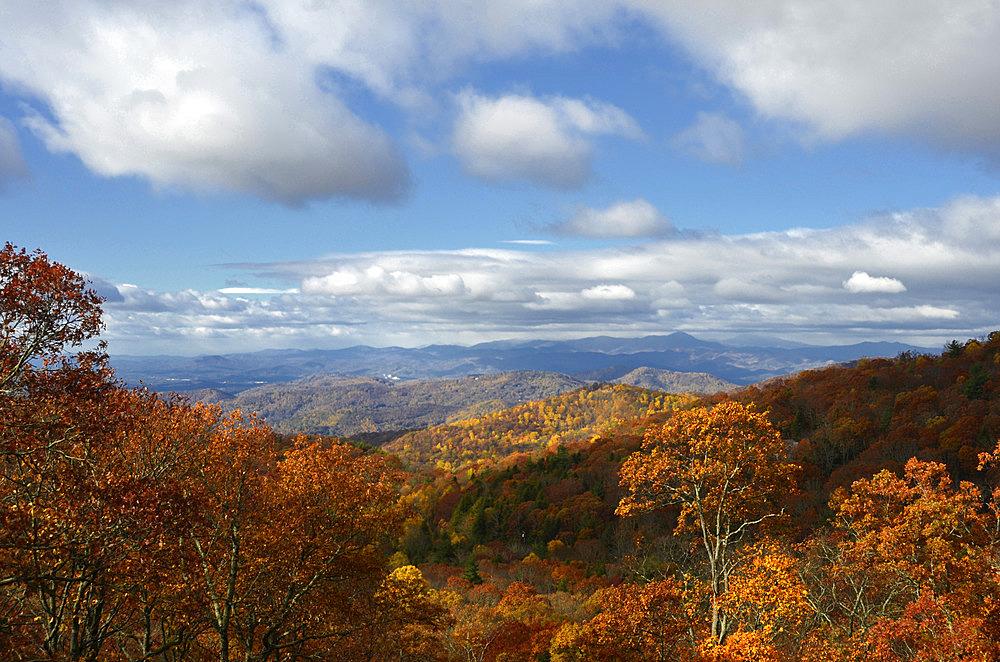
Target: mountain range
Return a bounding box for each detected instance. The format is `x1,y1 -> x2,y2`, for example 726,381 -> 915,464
111,332 -> 933,393
185,368 -> 733,437
109,333 -> 934,437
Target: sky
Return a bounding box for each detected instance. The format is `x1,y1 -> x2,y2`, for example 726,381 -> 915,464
2,0 -> 999,356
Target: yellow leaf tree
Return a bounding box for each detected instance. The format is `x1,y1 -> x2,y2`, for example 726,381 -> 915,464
617,401 -> 798,644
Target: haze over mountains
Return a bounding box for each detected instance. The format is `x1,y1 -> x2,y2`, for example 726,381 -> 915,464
109,333 -> 933,437
112,332 -> 931,393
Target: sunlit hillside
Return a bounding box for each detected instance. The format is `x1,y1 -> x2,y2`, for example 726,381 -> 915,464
385,383 -> 696,471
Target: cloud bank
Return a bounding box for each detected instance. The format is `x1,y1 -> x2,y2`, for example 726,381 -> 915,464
98,196 -> 1000,354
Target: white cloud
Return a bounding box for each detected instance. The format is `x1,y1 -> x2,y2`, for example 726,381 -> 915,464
99,195 -> 1000,353
528,285 -> 641,311
301,265 -> 468,298
1,1 -> 409,204
910,305 -> 960,320
650,281 -> 690,310
257,0 -> 627,100
451,91 -> 641,188
550,199 -> 674,238
843,271 -> 907,294
634,1 -> 1000,156
673,112 -> 745,166
219,287 -> 300,295
581,284 -> 636,300
0,1 -> 638,201
714,278 -> 788,303
938,196 -> 1000,245
6,0 -> 1000,203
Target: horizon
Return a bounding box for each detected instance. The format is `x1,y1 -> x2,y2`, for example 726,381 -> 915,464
105,329 -> 944,361
4,2 -> 998,355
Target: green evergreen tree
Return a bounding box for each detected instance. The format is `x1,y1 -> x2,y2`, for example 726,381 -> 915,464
462,554 -> 483,585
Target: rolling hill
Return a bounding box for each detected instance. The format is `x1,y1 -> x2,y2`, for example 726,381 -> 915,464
384,383 -> 694,471
111,332 -> 932,393
193,368 -> 733,437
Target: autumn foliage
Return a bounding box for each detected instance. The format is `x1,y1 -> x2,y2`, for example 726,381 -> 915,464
0,246 -> 431,661
6,243 -> 1000,661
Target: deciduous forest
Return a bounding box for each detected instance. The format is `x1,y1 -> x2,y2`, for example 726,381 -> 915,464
4,243 -> 1000,661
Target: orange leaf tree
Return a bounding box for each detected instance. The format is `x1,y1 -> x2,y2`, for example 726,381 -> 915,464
806,458 -> 1000,660
183,428 -> 405,662
712,543 -> 815,661
0,245 -> 432,660
561,578 -> 695,662
0,243 -> 104,392
617,401 -> 798,644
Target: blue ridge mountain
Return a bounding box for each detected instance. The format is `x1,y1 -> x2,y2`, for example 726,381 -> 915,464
111,332 -> 931,394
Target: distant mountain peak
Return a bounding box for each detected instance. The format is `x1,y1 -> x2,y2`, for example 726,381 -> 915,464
112,333 -> 934,395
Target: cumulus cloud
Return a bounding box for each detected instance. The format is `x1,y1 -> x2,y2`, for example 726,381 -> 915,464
451,91 -> 641,188
98,195 -> 1000,353
6,0 -> 1000,203
635,1 -> 1000,156
81,274 -> 125,304
549,199 -> 674,238
0,1 -> 410,204
301,265 -> 468,298
650,281 -> 690,310
673,112 -> 745,166
0,1 -> 635,201
843,271 -> 907,294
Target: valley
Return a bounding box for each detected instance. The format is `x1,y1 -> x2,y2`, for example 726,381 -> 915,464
111,333 -> 928,437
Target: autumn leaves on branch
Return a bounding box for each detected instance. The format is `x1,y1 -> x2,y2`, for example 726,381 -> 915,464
0,244 -> 444,660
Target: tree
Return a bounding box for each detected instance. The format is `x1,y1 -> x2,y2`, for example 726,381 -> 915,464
0,244 -> 128,660
714,543 -> 815,661
184,431 -> 404,661
565,578 -> 693,662
345,564 -> 452,661
462,554 -> 484,585
815,458 -> 1000,660
617,401 -> 798,643
0,383 -> 208,660
1,245 -> 430,660
0,243 -> 104,391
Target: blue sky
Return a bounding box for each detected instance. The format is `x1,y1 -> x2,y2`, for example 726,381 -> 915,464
2,1 -> 999,355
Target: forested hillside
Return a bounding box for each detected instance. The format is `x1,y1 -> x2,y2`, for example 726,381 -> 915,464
609,366 -> 735,393
388,333 -> 1000,660
191,368 -> 731,438
199,371 -> 587,436
386,383 -> 693,470
0,245 -> 441,660
111,334 -> 927,392
5,244 -> 1000,661
720,337 -> 1000,495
